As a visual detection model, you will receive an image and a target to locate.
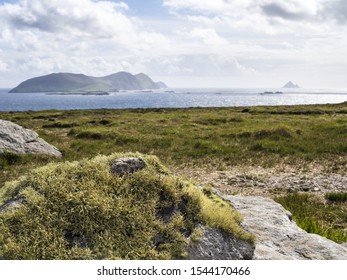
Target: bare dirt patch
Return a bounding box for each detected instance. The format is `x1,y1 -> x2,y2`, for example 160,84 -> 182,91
174,163 -> 347,199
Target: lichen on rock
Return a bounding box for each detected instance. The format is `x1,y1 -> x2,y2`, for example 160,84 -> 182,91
110,157 -> 146,176
0,152 -> 254,260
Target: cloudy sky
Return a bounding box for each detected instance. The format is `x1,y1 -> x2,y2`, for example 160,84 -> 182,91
0,0 -> 346,88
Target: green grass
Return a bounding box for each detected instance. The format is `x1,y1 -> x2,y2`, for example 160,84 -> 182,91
1,103 -> 346,186
275,193 -> 347,243
325,192 -> 347,203
1,102 -> 346,246
0,152 -> 22,168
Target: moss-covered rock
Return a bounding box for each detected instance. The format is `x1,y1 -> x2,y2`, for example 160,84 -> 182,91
0,153 -> 254,260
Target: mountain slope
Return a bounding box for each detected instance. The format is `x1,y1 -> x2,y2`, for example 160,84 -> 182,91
156,81 -> 168,89
9,72 -> 161,93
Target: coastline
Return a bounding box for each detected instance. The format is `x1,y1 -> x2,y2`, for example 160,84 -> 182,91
1,88 -> 347,112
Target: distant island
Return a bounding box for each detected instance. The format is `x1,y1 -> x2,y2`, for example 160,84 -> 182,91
282,81 -> 300,88
9,72 -> 168,93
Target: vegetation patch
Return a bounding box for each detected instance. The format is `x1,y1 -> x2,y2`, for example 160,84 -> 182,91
275,193 -> 347,243
1,103 -> 346,175
42,122 -> 78,128
0,152 -> 22,169
192,186 -> 255,243
325,192 -> 347,203
253,127 -> 292,140
0,153 -> 253,260
0,103 -> 346,246
194,117 -> 243,126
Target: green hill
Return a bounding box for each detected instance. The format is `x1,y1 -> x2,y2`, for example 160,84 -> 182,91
9,72 -> 161,93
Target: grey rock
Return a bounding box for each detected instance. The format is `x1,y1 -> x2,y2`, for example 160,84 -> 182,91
0,198 -> 24,214
187,224 -> 254,260
227,195 -> 347,260
0,120 -> 62,157
110,157 -> 146,176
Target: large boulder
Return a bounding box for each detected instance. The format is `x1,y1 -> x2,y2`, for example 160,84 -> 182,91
0,119 -> 61,157
227,195 -> 347,260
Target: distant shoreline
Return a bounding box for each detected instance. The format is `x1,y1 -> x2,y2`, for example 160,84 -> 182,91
1,88 -> 347,112
46,91 -> 110,96
0,101 -> 346,114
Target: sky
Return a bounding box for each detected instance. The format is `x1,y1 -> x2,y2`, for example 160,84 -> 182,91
0,0 -> 347,88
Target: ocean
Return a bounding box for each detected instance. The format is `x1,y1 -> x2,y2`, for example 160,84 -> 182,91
0,88 -> 347,112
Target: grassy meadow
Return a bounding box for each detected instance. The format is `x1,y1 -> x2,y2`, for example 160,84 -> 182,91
1,102 -> 346,243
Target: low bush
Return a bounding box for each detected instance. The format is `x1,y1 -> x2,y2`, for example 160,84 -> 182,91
0,152 -> 22,169
325,192 -> 347,203
42,122 -> 77,128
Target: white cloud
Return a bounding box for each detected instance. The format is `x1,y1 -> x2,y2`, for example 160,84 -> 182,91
323,0 -> 347,24
158,0 -> 347,87
163,0 -> 334,36
0,57 -> 8,72
163,0 -> 324,16
0,0 -> 346,88
1,0 -> 143,42
0,0 -> 172,86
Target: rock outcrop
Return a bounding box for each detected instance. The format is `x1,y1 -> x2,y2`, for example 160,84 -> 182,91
227,195 -> 347,260
110,157 -> 146,176
187,224 -> 254,260
0,119 -> 62,157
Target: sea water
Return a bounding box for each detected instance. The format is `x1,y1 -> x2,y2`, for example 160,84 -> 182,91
0,88 -> 346,112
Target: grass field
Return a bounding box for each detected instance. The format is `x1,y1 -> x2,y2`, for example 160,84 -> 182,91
1,102 -> 346,243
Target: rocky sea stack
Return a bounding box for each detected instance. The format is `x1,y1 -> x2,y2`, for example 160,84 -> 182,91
283,81 -> 300,88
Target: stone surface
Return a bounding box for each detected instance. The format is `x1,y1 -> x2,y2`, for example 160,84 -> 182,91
227,195 -> 347,260
0,119 -> 62,157
0,198 -> 24,214
110,157 -> 146,176
187,224 -> 254,260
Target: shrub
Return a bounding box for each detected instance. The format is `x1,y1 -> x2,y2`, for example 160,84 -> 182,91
43,122 -> 77,128
0,152 -> 22,169
254,128 -> 292,140
325,192 -> 347,203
